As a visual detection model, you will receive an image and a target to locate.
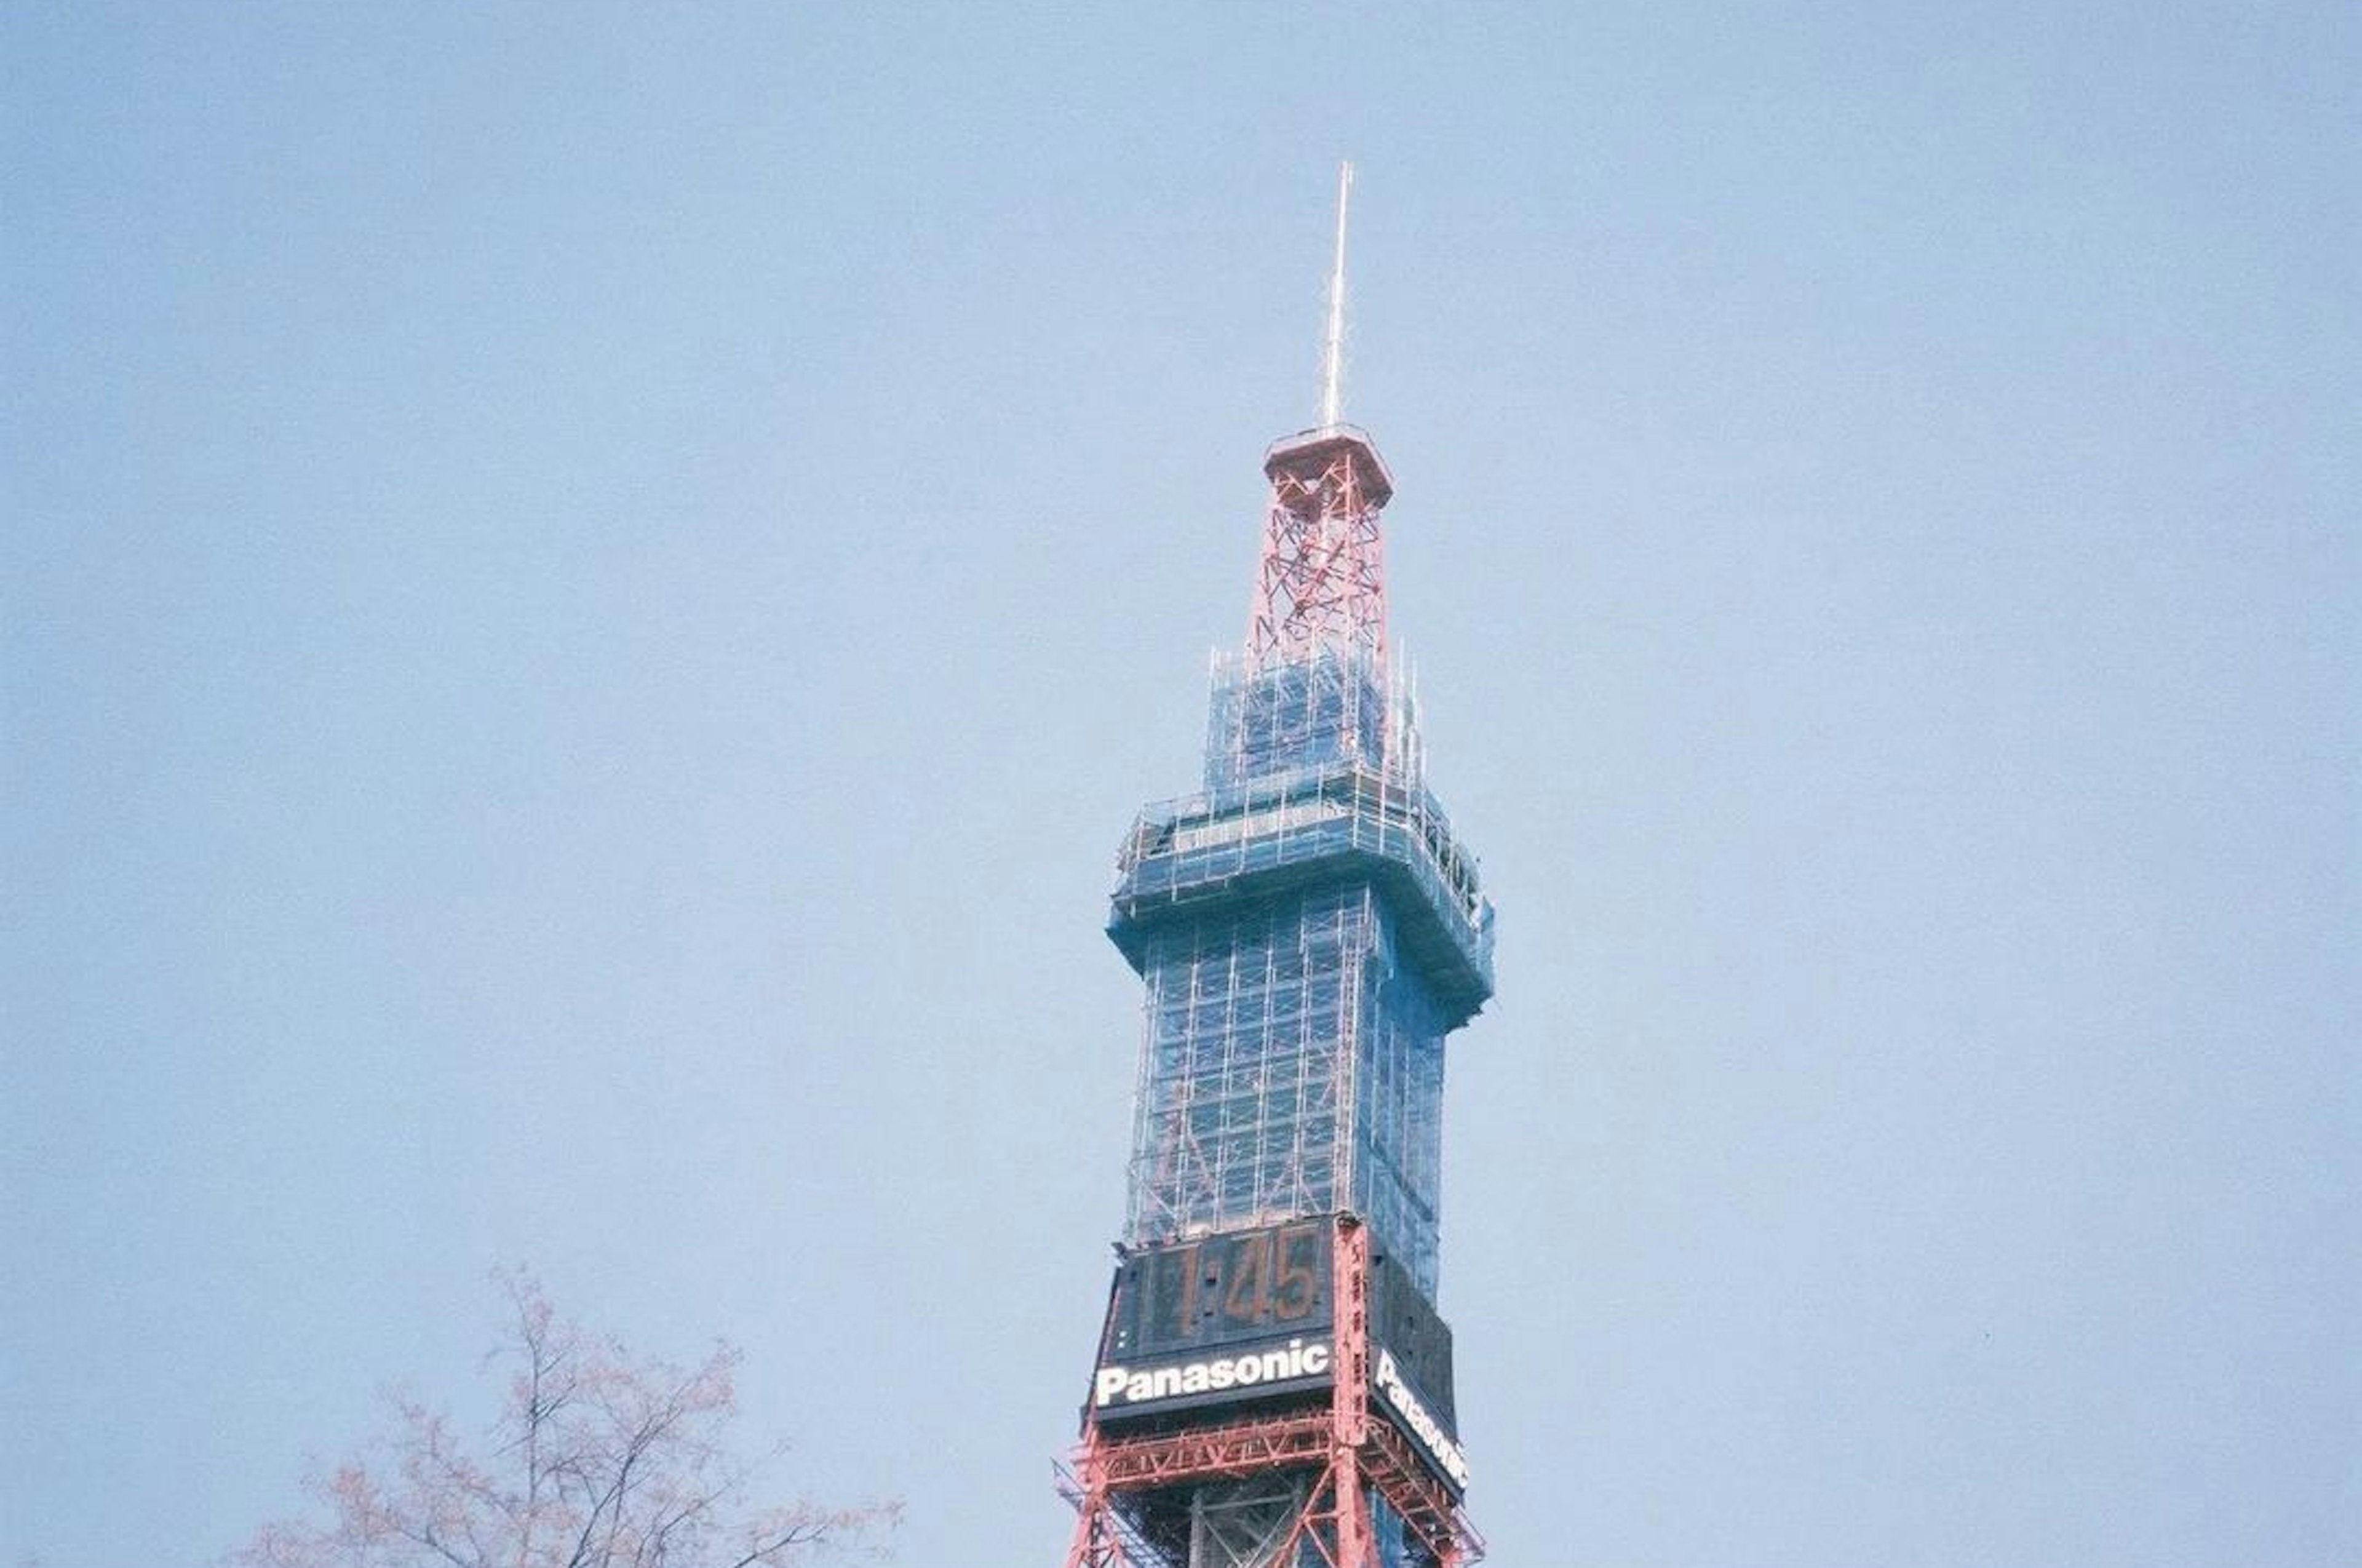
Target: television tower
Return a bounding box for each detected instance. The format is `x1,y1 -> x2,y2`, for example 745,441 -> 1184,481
1060,163 -> 1497,1568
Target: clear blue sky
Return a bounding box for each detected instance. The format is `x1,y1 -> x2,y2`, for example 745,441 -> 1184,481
4,5 -> 2355,1565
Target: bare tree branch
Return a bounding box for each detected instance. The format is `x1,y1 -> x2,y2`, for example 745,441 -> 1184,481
231,1275 -> 896,1568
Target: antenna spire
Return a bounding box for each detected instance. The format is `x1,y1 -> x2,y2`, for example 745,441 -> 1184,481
1320,159 -> 1353,429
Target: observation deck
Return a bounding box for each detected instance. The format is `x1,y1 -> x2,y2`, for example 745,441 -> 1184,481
1263,423 -> 1395,507
1107,761 -> 1496,1030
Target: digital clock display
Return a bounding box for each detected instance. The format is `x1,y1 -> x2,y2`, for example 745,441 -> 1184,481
1087,1214 -> 1463,1469
1108,1218 -> 1334,1361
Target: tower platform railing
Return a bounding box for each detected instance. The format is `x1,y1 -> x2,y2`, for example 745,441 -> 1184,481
1108,763 -> 1496,1029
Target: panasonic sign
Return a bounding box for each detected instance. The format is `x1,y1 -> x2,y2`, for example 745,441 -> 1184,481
1374,1348 -> 1472,1490
1094,1337 -> 1332,1412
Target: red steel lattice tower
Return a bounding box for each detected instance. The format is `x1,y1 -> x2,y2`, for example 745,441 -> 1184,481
1059,164 -> 1497,1568
1246,428 -> 1391,670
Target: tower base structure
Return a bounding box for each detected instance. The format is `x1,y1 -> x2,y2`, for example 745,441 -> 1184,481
1060,1218 -> 1481,1568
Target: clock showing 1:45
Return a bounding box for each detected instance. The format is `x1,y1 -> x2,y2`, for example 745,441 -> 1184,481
1152,1220 -> 1330,1345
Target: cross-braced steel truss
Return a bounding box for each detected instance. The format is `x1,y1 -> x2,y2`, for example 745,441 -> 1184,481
1060,1221 -> 1482,1568
1247,429 -> 1393,671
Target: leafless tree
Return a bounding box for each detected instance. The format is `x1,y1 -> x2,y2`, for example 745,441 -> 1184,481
236,1272 -> 898,1568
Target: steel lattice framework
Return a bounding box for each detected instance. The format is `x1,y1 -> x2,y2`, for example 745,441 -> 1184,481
1058,410 -> 1494,1567
1246,428 -> 1394,672
1061,1223 -> 1482,1568
1060,168 -> 1495,1568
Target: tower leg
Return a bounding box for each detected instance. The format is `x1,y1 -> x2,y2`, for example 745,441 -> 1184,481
1189,1473 -> 1309,1567
1057,1216 -> 1476,1568
1329,1217 -> 1376,1568
1062,1435 -> 1132,1568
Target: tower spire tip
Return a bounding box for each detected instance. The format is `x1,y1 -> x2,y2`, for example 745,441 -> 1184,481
1320,159 -> 1354,429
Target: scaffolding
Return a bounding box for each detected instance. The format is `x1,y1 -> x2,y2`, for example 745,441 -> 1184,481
1110,645 -> 1492,1300
1204,644 -> 1395,791
1062,1217 -> 1482,1568
1066,269 -> 1495,1561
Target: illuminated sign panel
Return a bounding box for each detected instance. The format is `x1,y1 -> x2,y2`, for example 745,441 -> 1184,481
1375,1347 -> 1469,1491
1366,1243 -> 1466,1492
1086,1217 -> 1469,1490
1094,1337 -> 1334,1417
1367,1246 -> 1456,1426
1094,1220 -> 1334,1422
